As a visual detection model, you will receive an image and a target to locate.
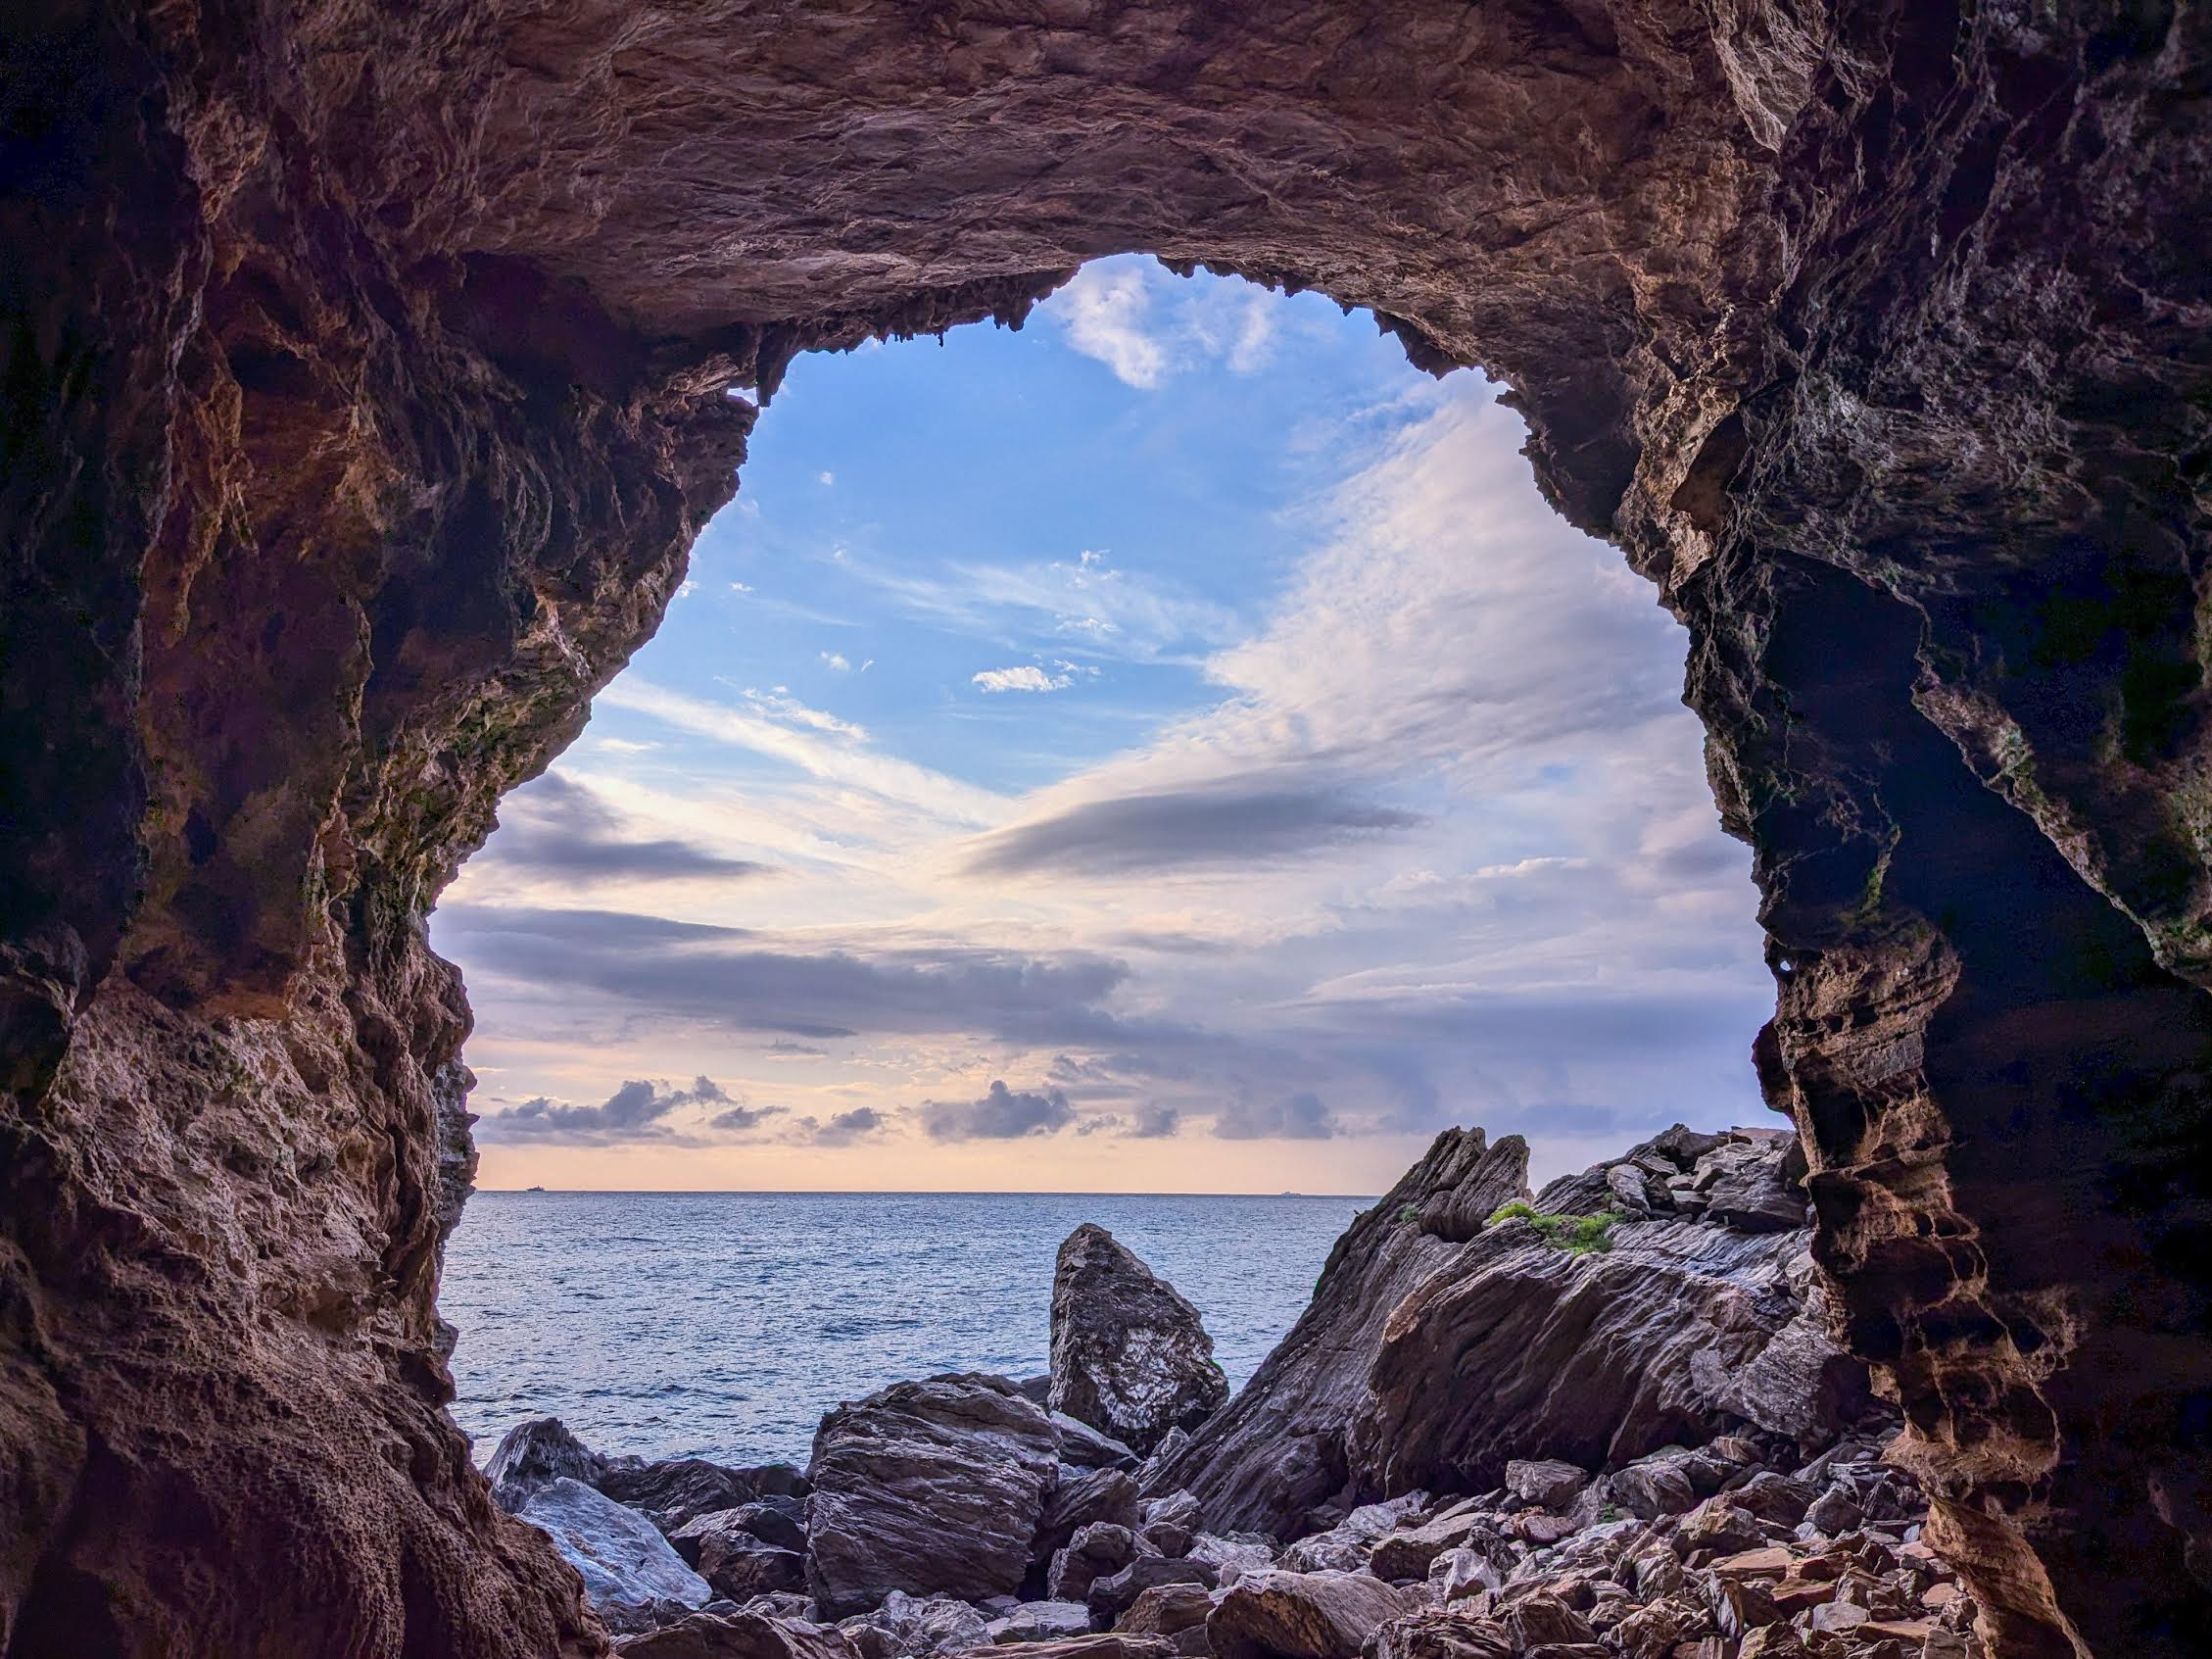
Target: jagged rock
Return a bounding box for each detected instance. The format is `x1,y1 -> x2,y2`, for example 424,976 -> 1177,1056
1115,1583 -> 1216,1638
1186,1534 -> 1277,1588
1506,1461 -> 1588,1512
1088,1555 -> 1219,1625
1347,1197 -> 1870,1497
840,1591 -> 991,1657
1050,1522 -> 1144,1604
1371,1512 -> 1495,1583
686,1526 -> 806,1602
807,1375 -> 1061,1617
1206,1571 -> 1410,1659
1142,1490 -> 1204,1532
1144,1132 -> 1529,1535
617,1612 -> 860,1659
1140,1520 -> 1194,1559
674,1504 -> 809,1564
1037,1467 -> 1142,1566
1052,1414 -> 1143,1473
1050,1226 -> 1229,1456
1364,1611 -> 1518,1659
986,1601 -> 1092,1643
958,1639 -> 1174,1659
601,1457 -> 811,1534
487,1418 -> 606,1509
506,1477 -> 713,1633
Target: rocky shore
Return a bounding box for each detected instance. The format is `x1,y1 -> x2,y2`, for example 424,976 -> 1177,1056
485,1127 -> 1977,1659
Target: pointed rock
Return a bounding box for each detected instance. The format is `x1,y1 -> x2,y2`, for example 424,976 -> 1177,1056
1050,1225 -> 1228,1456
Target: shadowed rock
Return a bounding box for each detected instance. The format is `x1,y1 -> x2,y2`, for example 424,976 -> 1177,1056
1051,1225 -> 1229,1455
1205,1571 -> 1410,1659
807,1374 -> 1061,1617
617,1611 -> 862,1659
1143,1130 -> 1529,1533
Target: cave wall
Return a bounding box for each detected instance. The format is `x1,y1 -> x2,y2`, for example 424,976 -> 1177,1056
2,1 -> 2208,1655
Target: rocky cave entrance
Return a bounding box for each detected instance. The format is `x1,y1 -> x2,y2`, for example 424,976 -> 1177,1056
428,254 -> 1778,1467
6,5 -> 2211,1658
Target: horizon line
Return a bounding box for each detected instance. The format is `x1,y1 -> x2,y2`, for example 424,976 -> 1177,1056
474,1187 -> 1382,1199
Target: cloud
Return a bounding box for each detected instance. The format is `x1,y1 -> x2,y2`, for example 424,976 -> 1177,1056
710,1102 -> 788,1133
436,904 -> 1146,1046
599,678 -> 1003,827
765,1039 -> 829,1057
481,1075 -> 733,1145
920,1080 -> 1077,1142
965,774 -> 1420,877
1055,264 -> 1167,387
818,470 -> 836,485
1126,1102 -> 1181,1139
1213,1091 -> 1338,1141
476,774 -> 770,884
973,665 -> 1074,694
820,652 -> 851,672
795,1106 -> 889,1146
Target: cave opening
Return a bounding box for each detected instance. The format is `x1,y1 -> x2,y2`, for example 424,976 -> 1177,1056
427,256 -> 1777,1471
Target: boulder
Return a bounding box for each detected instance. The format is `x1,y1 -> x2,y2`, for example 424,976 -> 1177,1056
1205,1570 -> 1410,1659
1050,1226 -> 1230,1455
1363,1611 -> 1518,1659
486,1417 -> 605,1508
1185,1533 -> 1275,1588
1370,1512 -> 1494,1583
987,1601 -> 1093,1643
957,1640 -> 1174,1659
842,1591 -> 991,1656
1115,1583 -> 1216,1638
1037,1466 -> 1142,1562
1142,1131 -> 1530,1534
616,1611 -> 860,1659
601,1456 -> 811,1533
689,1527 -> 807,1602
506,1475 -> 712,1633
1505,1460 -> 1587,1511
1050,1521 -> 1143,1603
807,1374 -> 1061,1617
1088,1555 -> 1219,1624
674,1503 -> 809,1564
1346,1195 -> 1869,1497
1052,1412 -> 1143,1472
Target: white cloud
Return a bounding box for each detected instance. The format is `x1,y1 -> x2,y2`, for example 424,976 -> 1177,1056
818,470 -> 836,485
598,678 -> 1004,828
1055,263 -> 1167,388
820,651 -> 851,672
973,665 -> 1074,694
850,550 -> 1240,665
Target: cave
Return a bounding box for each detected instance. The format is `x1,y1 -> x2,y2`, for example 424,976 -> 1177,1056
2,3 -> 2209,1656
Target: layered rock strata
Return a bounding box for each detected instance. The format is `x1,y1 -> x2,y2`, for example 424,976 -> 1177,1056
5,3 -> 2211,1653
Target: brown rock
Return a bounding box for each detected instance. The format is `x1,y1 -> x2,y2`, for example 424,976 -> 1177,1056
1117,1583 -> 1217,1639
806,1374 -> 1061,1616
617,1613 -> 860,1659
1362,1611 -> 1518,1659
1143,1131 -> 1529,1533
1050,1227 -> 1229,1456
9,8 -> 2212,1658
1206,1570 -> 1409,1659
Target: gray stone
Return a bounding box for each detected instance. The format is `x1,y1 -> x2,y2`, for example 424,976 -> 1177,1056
1051,1226 -> 1230,1455
508,1475 -> 711,1632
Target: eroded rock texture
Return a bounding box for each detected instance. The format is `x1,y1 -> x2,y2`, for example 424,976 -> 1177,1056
4,2 -> 2211,1656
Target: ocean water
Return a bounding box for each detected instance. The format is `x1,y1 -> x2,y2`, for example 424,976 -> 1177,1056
442,1191 -> 1370,1467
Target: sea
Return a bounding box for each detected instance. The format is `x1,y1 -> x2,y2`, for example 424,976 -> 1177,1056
442,1190 -> 1370,1467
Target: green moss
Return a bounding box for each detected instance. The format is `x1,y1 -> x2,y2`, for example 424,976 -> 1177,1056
1486,1200 -> 1623,1255
1398,1202 -> 1421,1224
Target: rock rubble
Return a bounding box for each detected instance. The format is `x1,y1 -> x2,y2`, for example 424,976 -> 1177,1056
487,1124 -> 1980,1659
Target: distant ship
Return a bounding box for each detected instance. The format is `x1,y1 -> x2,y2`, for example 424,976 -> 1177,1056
525,1185 -> 546,1193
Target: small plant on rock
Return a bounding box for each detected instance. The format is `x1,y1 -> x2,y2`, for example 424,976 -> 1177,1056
1486,1199 -> 1623,1255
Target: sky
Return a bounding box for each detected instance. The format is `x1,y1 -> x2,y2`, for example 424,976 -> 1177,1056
431,256 -> 1778,1195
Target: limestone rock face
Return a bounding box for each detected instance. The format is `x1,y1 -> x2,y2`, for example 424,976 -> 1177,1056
806,1374 -> 1062,1617
9,4 -> 2212,1655
1050,1225 -> 1229,1456
1144,1131 -> 1531,1534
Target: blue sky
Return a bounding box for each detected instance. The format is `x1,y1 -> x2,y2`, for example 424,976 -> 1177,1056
432,257 -> 1777,1193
